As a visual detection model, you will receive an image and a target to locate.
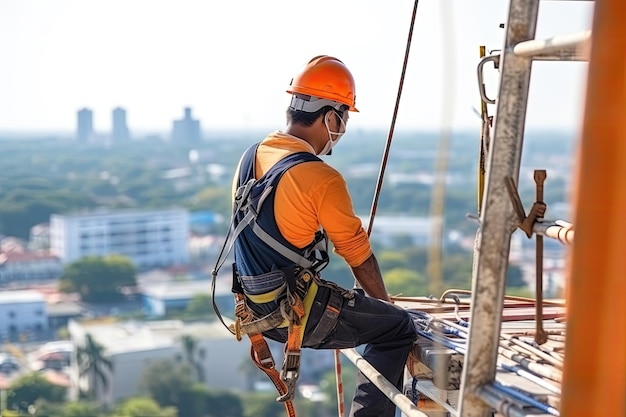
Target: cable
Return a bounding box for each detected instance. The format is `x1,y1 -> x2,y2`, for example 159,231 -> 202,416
338,1 -> 421,415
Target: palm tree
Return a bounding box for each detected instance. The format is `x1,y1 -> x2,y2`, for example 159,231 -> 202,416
180,334 -> 205,383
77,333 -> 113,401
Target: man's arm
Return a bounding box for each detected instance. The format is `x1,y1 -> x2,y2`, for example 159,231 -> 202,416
350,253 -> 391,302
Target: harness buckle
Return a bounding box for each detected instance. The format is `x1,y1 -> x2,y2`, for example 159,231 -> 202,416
277,351 -> 301,402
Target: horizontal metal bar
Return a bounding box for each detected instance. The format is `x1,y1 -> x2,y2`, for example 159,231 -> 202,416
533,219 -> 574,244
513,30 -> 591,60
410,380 -> 459,416
490,382 -> 560,415
478,384 -> 555,417
340,348 -> 429,417
528,54 -> 588,62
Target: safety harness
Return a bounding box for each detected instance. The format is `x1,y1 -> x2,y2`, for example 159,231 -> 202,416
211,143 -> 332,415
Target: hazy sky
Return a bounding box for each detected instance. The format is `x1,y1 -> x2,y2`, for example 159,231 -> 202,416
0,0 -> 593,134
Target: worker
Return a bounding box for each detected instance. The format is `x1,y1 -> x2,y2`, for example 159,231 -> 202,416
228,55 -> 417,417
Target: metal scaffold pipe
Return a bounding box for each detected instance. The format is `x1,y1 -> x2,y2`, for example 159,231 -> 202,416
513,30 -> 591,61
481,382 -> 560,416
533,220 -> 574,245
478,385 -> 542,417
340,349 -> 429,417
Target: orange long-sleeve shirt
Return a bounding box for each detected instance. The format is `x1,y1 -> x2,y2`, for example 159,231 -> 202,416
234,130 -> 372,268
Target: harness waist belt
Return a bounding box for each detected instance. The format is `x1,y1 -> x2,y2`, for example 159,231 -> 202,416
234,308 -> 286,335
305,289 -> 344,346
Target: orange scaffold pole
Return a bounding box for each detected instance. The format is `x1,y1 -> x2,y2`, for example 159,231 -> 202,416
561,0 -> 626,415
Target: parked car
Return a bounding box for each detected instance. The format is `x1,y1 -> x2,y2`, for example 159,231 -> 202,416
0,353 -> 20,373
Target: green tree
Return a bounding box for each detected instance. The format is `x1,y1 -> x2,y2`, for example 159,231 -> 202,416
441,252 -> 474,291
185,294 -> 214,320
180,334 -> 205,383
206,389 -> 244,417
77,333 -> 113,401
377,250 -> 408,272
28,400 -> 104,417
400,247 -> 428,273
139,360 -> 194,408
58,401 -> 104,417
111,397 -> 177,417
506,263 -> 525,288
6,373 -> 66,413
59,255 -> 136,302
178,385 -> 244,417
241,392 -> 285,417
188,187 -> 232,227
319,362 -> 358,417
384,268 -> 428,298
178,385 -> 210,417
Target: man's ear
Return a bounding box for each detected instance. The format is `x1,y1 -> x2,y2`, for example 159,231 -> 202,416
316,110 -> 330,127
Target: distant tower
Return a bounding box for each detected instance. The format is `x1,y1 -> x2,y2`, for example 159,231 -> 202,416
112,107 -> 130,142
76,108 -> 94,142
171,107 -> 201,143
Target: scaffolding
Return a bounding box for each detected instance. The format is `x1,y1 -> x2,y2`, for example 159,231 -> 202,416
341,0 -> 626,416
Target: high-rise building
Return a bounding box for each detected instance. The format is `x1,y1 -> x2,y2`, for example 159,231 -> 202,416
76,108 -> 94,142
171,107 -> 201,143
49,208 -> 190,269
112,107 -> 130,142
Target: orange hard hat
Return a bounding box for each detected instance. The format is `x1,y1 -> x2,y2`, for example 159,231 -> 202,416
287,55 -> 358,112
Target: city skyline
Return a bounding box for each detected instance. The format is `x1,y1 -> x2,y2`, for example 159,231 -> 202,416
0,1 -> 593,134
71,105 -> 202,141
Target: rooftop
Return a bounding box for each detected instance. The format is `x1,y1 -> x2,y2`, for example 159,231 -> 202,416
72,319 -> 235,356
0,251 -> 59,263
141,278 -> 231,300
46,301 -> 84,317
0,290 -> 45,304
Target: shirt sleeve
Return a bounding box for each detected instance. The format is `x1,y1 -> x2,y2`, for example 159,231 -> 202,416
273,160 -> 372,268
308,167 -> 373,267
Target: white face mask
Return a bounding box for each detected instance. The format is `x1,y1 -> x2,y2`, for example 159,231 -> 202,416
319,111 -> 347,156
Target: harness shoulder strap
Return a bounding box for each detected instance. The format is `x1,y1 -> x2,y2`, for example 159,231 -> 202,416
213,145 -> 326,279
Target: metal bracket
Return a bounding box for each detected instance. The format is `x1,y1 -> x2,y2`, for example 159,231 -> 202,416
504,176 -> 546,238
477,53 -> 501,105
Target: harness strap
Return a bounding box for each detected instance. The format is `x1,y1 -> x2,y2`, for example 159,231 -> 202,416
251,223 -> 316,270
235,289 -> 306,407
277,292 -> 305,402
211,178 -> 257,280
249,332 -> 297,417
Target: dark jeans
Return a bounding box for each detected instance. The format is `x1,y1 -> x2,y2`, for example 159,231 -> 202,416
263,285 -> 417,417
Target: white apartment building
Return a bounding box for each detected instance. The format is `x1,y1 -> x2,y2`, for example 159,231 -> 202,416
0,290 -> 48,340
49,209 -> 189,269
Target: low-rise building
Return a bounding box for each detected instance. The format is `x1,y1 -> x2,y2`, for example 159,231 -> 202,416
29,340 -> 73,372
47,301 -> 85,330
0,251 -> 62,286
67,319 -> 249,406
140,278 -> 232,318
0,290 -> 48,341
